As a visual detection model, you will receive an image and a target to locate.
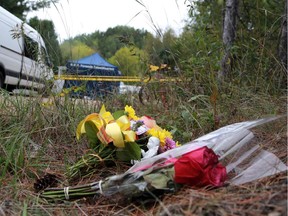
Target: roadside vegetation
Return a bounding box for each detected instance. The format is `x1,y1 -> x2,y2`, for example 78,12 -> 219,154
0,0 -> 287,215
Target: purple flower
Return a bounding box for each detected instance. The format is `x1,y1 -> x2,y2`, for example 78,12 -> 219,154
130,120 -> 148,135
159,137 -> 177,153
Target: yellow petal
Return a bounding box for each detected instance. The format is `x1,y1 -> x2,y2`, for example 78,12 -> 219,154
123,131 -> 136,142
76,119 -> 86,140
101,111 -> 114,123
85,113 -> 106,129
99,104 -> 106,116
116,115 -> 131,131
76,113 -> 106,140
105,122 -> 125,148
99,104 -> 114,123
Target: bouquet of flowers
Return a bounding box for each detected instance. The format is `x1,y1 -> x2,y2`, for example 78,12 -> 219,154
41,116 -> 287,201
67,105 -> 179,180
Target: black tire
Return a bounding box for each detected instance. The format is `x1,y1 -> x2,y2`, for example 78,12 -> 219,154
0,72 -> 4,89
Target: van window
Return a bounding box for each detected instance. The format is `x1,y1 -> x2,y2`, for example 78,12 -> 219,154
24,35 -> 38,61
40,46 -> 52,67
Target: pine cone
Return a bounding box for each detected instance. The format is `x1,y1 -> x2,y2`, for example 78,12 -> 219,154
34,174 -> 58,192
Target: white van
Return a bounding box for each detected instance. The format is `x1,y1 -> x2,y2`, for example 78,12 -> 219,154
0,6 -> 53,91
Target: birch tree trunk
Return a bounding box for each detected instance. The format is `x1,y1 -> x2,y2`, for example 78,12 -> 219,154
278,1 -> 287,70
218,0 -> 238,80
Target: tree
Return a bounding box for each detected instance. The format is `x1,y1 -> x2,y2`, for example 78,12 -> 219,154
0,0 -> 57,19
60,40 -> 95,61
160,29 -> 178,66
144,33 -> 163,65
219,0 -> 238,80
98,26 -> 148,59
29,17 -> 62,70
108,46 -> 148,76
179,0 -> 285,92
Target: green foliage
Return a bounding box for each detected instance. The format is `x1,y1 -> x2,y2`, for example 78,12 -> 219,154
60,26 -> 149,63
182,0 -> 286,93
0,88 -> 96,178
84,121 -> 100,149
144,29 -> 178,67
0,123 -> 28,176
109,46 -> 148,76
116,142 -> 141,161
113,110 -> 125,119
60,40 -> 95,61
231,0 -> 287,91
143,33 -> 163,64
98,26 -> 149,59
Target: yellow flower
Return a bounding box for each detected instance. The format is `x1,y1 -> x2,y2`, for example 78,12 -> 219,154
63,89 -> 70,94
124,105 -> 139,120
76,104 -> 136,148
147,127 -> 174,148
162,129 -> 172,139
147,128 -> 164,145
147,127 -> 156,137
41,101 -> 53,107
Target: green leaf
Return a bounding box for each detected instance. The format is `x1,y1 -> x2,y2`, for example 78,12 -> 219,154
116,142 -> 141,161
143,173 -> 170,189
143,167 -> 175,189
84,121 -> 100,148
112,110 -> 125,119
181,110 -> 191,120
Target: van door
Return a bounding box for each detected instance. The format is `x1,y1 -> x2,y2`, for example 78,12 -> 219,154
39,45 -> 53,81
19,35 -> 42,89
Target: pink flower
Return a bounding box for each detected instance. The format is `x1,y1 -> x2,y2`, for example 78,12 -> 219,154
159,137 -> 177,153
174,146 -> 226,187
140,116 -> 159,129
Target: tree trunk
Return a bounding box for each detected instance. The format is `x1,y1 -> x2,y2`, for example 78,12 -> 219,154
278,1 -> 287,70
218,0 -> 238,80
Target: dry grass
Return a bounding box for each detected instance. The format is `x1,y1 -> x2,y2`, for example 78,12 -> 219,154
0,87 -> 287,216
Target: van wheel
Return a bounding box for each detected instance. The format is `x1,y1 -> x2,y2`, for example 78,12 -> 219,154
0,72 -> 4,89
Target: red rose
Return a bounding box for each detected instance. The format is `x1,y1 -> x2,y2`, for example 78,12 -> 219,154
174,146 -> 226,187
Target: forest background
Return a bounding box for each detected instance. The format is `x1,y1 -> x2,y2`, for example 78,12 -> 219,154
1,0 -> 286,91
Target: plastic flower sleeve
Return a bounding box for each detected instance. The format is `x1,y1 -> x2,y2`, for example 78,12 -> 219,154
194,116 -> 281,142
216,130 -> 254,159
225,144 -> 259,173
126,116 -> 279,174
228,147 -> 287,185
126,140 -> 209,173
95,172 -> 148,197
127,116 -> 286,186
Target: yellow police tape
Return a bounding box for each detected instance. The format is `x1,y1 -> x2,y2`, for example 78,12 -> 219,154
54,75 -> 182,82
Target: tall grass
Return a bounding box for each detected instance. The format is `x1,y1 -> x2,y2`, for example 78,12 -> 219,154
0,88 -> 100,178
